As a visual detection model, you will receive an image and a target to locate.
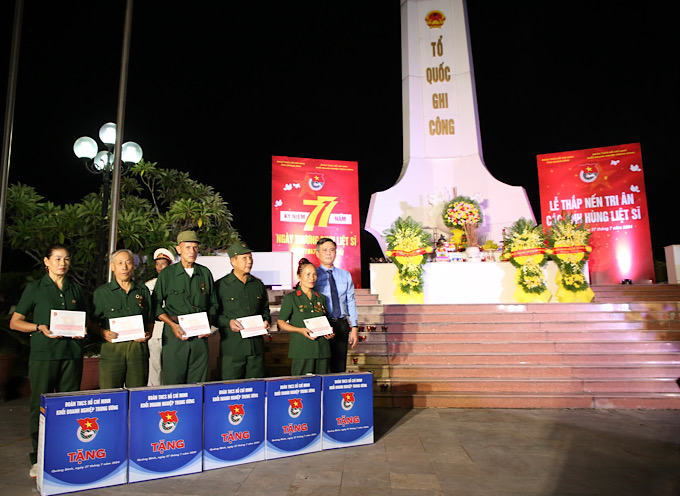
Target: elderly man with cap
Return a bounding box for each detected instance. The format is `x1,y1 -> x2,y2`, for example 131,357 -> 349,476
152,230 -> 218,384
216,241 -> 271,380
145,247 -> 174,386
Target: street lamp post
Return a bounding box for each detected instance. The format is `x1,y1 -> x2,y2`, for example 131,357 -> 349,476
73,122 -> 143,287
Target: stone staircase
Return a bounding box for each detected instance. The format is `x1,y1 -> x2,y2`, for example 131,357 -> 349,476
590,284 -> 680,302
264,288 -> 387,379
265,285 -> 680,409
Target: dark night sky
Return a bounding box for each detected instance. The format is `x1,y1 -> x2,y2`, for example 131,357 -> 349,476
1,1 -> 678,284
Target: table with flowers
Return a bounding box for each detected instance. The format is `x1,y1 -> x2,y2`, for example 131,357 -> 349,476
369,260 -> 574,304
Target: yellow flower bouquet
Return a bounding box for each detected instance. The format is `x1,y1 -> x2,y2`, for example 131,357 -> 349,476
384,216 -> 433,304
502,218 -> 551,303
547,212 -> 594,302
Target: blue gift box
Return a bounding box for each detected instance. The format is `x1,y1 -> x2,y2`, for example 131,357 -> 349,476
265,375 -> 322,459
203,380 -> 266,469
127,385 -> 203,482
37,389 -> 128,495
322,372 -> 374,449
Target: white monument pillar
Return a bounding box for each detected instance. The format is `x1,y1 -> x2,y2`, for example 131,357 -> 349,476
366,0 -> 534,252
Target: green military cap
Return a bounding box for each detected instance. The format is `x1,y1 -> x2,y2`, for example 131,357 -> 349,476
227,241 -> 252,258
177,230 -> 200,244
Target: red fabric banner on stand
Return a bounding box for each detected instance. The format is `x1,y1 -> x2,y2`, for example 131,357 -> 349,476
272,156 -> 361,287
537,143 -> 653,285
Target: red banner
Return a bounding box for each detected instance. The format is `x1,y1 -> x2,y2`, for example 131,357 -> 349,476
272,156 -> 361,287
537,143 -> 653,284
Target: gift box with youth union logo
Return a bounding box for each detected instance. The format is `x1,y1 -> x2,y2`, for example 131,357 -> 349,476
265,375 -> 322,459
322,372 -> 374,450
37,389 -> 128,496
127,385 -> 203,483
202,380 -> 266,469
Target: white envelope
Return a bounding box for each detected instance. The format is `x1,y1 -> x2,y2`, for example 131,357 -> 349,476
237,315 -> 268,338
50,310 -> 86,338
110,314 -> 146,343
178,312 -> 211,337
303,315 -> 333,338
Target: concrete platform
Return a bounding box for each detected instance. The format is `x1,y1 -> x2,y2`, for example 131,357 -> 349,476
1,396 -> 679,495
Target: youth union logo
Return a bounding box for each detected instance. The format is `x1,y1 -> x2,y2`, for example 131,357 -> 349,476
307,172 -> 325,192
341,392 -> 355,411
288,398 -> 303,418
159,410 -> 178,433
228,404 -> 245,426
579,163 -> 599,183
76,417 -> 99,443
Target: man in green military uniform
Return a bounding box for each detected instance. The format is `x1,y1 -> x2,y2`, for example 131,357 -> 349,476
216,241 -> 271,380
152,230 -> 217,384
93,249 -> 154,388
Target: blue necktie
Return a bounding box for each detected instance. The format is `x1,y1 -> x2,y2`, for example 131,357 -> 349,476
327,270 -> 341,318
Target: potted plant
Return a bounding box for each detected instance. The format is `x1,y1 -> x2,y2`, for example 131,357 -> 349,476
0,311 -> 30,400
80,330 -> 103,391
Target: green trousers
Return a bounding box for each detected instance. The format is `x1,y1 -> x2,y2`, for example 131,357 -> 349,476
162,334 -> 209,385
220,353 -> 265,380
291,358 -> 329,376
99,341 -> 149,389
28,359 -> 83,464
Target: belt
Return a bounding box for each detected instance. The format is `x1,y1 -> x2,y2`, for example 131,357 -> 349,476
328,317 -> 347,323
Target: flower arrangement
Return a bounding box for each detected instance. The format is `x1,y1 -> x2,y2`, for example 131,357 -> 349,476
502,218 -> 551,302
547,212 -> 594,301
443,196 -> 482,247
442,196 -> 483,227
383,216 -> 433,303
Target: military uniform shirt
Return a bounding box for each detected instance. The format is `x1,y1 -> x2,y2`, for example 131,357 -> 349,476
92,279 -> 154,330
152,262 -> 217,320
216,271 -> 271,356
14,274 -> 88,361
278,287 -> 331,359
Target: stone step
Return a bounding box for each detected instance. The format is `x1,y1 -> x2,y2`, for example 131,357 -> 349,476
386,341 -> 679,354
356,293 -> 381,303
384,310 -> 680,324
385,321 -> 680,332
387,364 -> 680,379
388,352 -> 680,366
592,284 -> 680,291
387,377 -> 679,394
592,284 -> 680,302
386,392 -> 680,409
383,301 -> 680,314
384,330 -> 680,342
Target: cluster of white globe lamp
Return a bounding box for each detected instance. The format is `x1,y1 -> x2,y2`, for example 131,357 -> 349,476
71,122 -> 143,285
72,122 -> 143,172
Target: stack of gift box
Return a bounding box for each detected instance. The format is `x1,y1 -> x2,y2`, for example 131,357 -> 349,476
37,372 -> 373,495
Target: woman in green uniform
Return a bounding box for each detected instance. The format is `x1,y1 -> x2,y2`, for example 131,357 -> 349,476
277,258 -> 335,375
9,244 -> 89,478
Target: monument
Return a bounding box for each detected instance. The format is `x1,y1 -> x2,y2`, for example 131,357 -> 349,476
366,0 -> 534,250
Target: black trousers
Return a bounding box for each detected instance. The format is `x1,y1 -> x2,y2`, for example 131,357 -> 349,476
328,318 -> 350,373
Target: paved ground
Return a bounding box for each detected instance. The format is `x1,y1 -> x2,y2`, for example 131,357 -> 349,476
1,396 -> 679,495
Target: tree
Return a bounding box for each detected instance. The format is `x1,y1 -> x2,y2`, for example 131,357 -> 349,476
4,161 -> 240,293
